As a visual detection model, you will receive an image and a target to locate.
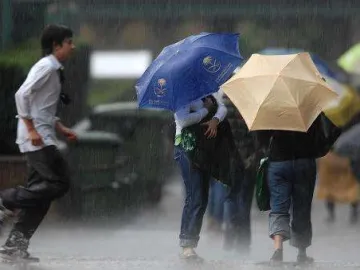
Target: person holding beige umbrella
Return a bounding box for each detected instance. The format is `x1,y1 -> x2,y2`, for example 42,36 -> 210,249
221,52 -> 341,265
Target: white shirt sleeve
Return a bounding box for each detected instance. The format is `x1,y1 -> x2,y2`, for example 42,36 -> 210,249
175,104 -> 209,130
212,92 -> 227,122
15,64 -> 53,119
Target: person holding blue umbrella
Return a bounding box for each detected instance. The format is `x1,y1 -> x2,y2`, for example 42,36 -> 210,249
174,93 -> 233,260
136,32 -> 243,260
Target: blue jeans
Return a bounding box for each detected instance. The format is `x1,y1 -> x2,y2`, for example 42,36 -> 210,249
268,158 -> 316,249
208,179 -> 226,224
174,146 -> 211,248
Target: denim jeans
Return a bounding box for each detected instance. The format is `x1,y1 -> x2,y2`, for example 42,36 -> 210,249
267,158 -> 316,249
208,179 -> 226,224
174,146 -> 211,248
223,167 -> 254,248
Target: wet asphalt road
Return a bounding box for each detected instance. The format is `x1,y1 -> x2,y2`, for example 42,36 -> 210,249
1,175 -> 360,270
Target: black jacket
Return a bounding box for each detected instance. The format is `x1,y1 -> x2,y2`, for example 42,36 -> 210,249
183,96 -> 244,187
256,113 -> 341,162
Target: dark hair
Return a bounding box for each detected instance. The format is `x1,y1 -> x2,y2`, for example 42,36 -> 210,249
41,24 -> 73,56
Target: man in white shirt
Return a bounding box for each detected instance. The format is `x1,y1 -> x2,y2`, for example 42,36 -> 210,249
0,24 -> 76,260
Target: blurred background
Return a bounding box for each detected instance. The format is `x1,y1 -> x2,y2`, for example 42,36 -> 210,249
2,1 -> 360,268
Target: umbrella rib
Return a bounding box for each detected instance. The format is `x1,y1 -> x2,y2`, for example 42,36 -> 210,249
185,33 -> 210,44
280,75 -> 319,84
193,45 -> 242,59
279,75 -> 307,131
281,54 -> 299,74
251,76 -> 279,129
191,33 -> 241,58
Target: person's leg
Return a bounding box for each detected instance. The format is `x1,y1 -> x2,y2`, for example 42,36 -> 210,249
223,180 -> 240,250
175,147 -> 210,259
0,146 -> 70,258
350,202 -> 358,224
267,161 -> 292,264
235,168 -> 256,251
2,203 -> 51,257
290,159 -> 316,264
11,202 -> 52,240
326,200 -> 335,223
207,180 -> 216,230
223,164 -> 247,251
212,180 -> 226,231
0,146 -> 70,210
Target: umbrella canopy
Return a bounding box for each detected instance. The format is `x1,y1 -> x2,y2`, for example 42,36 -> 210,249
136,32 -> 243,112
259,47 -> 358,126
221,52 -> 338,132
259,47 -> 349,83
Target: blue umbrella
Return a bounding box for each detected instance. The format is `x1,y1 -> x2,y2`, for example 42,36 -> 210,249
136,32 -> 243,112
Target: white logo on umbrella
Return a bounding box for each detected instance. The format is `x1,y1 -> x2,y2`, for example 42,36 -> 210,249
154,78 -> 167,97
203,56 -> 221,73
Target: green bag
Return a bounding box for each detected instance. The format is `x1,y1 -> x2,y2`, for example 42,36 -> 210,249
255,157 -> 271,211
255,136 -> 273,211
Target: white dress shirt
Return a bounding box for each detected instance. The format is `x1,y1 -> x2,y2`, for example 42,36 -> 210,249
15,54 -> 62,153
174,91 -> 227,136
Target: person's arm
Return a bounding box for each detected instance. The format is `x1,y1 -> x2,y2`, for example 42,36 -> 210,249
212,91 -> 227,122
55,120 -> 77,142
175,104 -> 209,130
15,64 -> 52,120
201,92 -> 228,138
15,64 -> 53,146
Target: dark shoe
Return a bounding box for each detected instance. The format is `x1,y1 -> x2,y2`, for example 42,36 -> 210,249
4,231 -> 29,253
270,249 -> 283,266
0,231 -> 38,262
0,250 -> 39,263
0,245 -> 30,260
297,254 -> 314,265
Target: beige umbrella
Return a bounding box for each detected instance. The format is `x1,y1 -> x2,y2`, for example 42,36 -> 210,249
221,52 -> 338,132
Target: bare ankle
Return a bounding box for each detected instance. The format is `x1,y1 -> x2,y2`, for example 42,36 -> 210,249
274,235 -> 284,250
